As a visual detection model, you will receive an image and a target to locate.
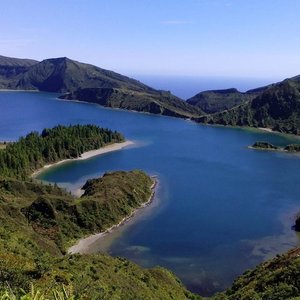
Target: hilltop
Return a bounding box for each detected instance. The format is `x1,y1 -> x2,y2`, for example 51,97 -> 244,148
15,56 -> 152,93
0,55 -> 38,89
0,55 -> 202,118
186,87 -> 263,114
190,76 -> 300,135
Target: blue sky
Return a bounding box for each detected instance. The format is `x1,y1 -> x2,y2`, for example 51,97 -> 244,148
1,0 -> 300,79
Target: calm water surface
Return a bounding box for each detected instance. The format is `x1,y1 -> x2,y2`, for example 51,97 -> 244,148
1,91 -> 300,296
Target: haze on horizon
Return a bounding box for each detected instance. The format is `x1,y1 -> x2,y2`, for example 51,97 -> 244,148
1,0 -> 300,81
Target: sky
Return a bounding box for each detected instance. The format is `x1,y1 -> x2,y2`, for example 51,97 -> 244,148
1,0 -> 300,80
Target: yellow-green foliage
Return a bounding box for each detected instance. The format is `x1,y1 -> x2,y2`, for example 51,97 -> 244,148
0,284 -> 74,300
0,172 -> 197,299
212,249 -> 300,300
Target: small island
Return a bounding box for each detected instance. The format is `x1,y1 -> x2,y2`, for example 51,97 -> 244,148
284,144 -> 300,152
250,141 -> 300,153
251,141 -> 279,150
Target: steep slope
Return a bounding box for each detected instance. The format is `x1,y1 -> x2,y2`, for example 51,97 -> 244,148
60,87 -> 203,118
15,57 -> 152,93
212,247 -> 300,300
0,125 -> 198,299
194,77 -> 300,135
186,88 -> 260,113
0,175 -> 197,299
0,55 -> 38,89
0,55 -> 202,118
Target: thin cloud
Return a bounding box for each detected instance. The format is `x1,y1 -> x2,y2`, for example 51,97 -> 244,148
160,20 -> 195,25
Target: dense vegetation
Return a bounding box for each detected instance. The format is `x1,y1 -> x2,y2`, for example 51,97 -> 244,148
15,57 -> 152,93
25,170 -> 154,252
212,248 -> 300,300
0,55 -> 38,89
60,87 -> 202,118
193,78 -> 300,135
3,54 -> 300,134
0,171 -> 196,298
186,88 -> 258,114
0,124 -> 124,179
250,141 -> 300,152
0,125 -> 197,299
251,141 -> 279,150
285,144 -> 300,152
0,55 -> 202,119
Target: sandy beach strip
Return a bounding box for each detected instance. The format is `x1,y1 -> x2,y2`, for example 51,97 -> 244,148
31,140 -> 134,178
0,89 -> 38,92
68,178 -> 157,254
258,127 -> 274,133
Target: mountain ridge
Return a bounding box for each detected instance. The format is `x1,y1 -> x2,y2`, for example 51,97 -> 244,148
190,76 -> 300,135
0,54 -> 202,118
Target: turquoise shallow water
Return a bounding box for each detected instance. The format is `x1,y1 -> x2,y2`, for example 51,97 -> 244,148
1,91 -> 300,296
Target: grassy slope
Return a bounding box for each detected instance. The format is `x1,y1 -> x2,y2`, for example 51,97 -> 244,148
0,55 -> 38,89
0,172 -> 198,299
194,79 -> 300,135
186,88 -> 257,114
60,87 -> 202,118
0,55 -> 203,118
212,248 -> 300,300
15,57 -> 153,93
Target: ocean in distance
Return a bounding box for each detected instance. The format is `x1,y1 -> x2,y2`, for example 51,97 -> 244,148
0,78 -> 299,296
132,74 -> 281,99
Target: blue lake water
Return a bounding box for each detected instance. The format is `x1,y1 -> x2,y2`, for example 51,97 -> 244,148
1,91 -> 300,296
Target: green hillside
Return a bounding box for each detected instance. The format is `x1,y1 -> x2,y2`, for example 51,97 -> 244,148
0,54 -> 202,118
15,57 -> 152,93
194,78 -> 300,135
186,88 -> 260,113
60,87 -> 202,118
212,247 -> 300,300
0,55 -> 38,89
0,125 -> 197,299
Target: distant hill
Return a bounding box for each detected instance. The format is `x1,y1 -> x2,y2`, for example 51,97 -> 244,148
0,55 -> 38,89
0,55 -> 202,118
15,56 -> 153,93
60,87 -> 203,118
193,77 -> 300,135
186,88 -> 263,113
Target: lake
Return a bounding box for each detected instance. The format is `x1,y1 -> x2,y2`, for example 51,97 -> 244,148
1,91 -> 300,296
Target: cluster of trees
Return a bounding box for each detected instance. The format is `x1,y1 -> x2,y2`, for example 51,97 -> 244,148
0,124 -> 124,179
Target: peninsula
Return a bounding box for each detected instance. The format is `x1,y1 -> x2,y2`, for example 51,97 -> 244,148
0,124 -> 195,299
32,140 -> 134,178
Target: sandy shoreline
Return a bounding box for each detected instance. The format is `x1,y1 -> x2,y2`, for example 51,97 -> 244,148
258,127 -> 273,133
31,140 -> 134,178
68,178 -> 157,254
0,89 -> 38,92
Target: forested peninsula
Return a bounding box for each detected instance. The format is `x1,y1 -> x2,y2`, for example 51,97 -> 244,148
0,124 -> 197,299
0,124 -> 124,179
